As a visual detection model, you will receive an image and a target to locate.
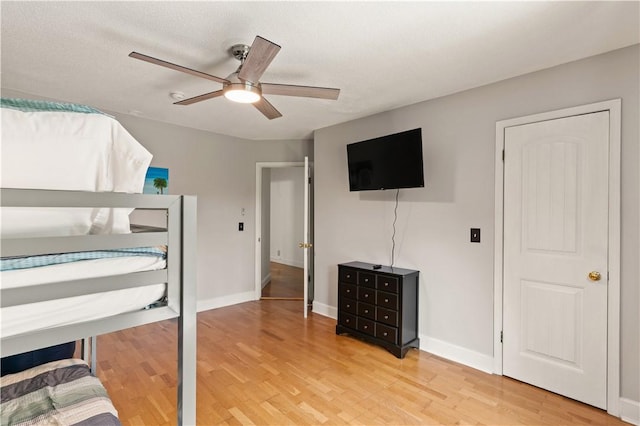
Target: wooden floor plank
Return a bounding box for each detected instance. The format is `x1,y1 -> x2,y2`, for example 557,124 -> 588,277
96,301 -> 629,425
261,262 -> 303,299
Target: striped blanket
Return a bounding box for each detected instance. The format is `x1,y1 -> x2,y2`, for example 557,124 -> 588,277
0,359 -> 120,426
0,247 -> 166,272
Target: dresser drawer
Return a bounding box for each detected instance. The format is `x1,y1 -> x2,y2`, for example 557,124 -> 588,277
377,275 -> 399,293
357,302 -> 375,320
357,286 -> 375,303
339,283 -> 357,299
377,291 -> 398,310
358,272 -> 375,288
339,267 -> 357,284
376,323 -> 398,344
357,318 -> 375,336
376,307 -> 398,327
339,297 -> 357,314
339,312 -> 357,329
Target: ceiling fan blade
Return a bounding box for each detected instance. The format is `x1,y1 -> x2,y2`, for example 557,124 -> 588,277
238,36 -> 281,84
253,97 -> 282,120
261,83 -> 340,100
129,52 -> 229,84
174,90 -> 224,105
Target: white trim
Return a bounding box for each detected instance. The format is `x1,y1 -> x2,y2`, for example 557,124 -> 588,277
312,301 -> 337,319
493,120 -> 505,374
303,156 -> 309,318
494,99 -> 622,416
607,99 -> 622,417
197,291 -> 255,313
270,257 -> 304,269
313,301 -> 496,374
620,398 -> 640,426
421,336 -> 494,374
261,273 -> 271,289
255,161 -> 304,301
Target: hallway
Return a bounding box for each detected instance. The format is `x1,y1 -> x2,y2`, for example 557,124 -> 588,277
261,262 -> 303,299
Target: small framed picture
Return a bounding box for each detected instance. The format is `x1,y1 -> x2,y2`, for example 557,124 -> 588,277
143,167 -> 169,195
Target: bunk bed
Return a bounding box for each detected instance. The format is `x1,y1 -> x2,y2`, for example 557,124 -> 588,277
0,99 -> 197,425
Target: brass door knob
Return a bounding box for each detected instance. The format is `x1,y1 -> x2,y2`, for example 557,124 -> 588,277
588,271 -> 601,281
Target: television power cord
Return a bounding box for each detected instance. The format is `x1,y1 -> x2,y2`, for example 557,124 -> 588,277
391,188 -> 399,268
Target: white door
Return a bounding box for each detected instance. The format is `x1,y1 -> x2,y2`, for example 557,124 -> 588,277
303,156 -> 310,318
503,111 -> 609,409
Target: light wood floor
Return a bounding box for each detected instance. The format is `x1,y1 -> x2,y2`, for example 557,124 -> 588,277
261,262 -> 304,299
95,301 -> 628,425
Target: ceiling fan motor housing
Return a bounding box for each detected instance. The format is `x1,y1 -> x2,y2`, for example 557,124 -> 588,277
231,44 -> 250,62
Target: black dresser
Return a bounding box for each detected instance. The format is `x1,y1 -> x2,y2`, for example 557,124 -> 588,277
336,261 -> 419,358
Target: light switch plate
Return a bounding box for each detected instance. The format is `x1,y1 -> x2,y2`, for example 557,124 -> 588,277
470,228 -> 480,243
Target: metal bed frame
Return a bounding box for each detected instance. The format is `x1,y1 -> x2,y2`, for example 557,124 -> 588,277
0,188 -> 197,425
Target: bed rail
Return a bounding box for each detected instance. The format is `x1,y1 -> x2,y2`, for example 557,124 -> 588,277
0,188 -> 197,426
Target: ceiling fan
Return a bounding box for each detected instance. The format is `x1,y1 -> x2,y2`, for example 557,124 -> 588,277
129,35 -> 340,120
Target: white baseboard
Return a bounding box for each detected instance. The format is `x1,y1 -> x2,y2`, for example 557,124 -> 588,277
420,335 -> 494,374
311,301 -> 337,319
312,307 -> 493,373
270,257 -> 304,269
200,297 -> 636,425
197,291 -> 256,313
621,398 -> 640,425
261,273 -> 271,289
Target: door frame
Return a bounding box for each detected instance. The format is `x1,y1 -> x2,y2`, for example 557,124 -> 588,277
493,99 -> 621,415
254,161 -> 306,301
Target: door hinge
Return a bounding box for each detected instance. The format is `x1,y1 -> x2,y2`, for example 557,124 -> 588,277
308,177 -> 312,184
500,331 -> 503,343
502,149 -> 505,162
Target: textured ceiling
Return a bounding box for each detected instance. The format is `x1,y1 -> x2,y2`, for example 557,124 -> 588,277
1,1 -> 638,140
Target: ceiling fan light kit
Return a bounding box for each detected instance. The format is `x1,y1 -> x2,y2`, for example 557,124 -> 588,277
223,72 -> 261,103
129,35 -> 340,119
224,84 -> 261,103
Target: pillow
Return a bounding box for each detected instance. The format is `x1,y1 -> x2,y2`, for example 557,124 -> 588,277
1,104 -> 152,238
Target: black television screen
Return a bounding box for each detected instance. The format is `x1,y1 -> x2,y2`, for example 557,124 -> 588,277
347,128 -> 424,191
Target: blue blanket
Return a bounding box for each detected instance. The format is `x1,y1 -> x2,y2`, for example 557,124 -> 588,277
1,247 -> 166,272
0,97 -> 109,115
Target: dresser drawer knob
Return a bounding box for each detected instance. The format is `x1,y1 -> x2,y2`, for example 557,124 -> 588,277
364,294 -> 369,298
384,282 -> 389,287
384,298 -> 389,303
346,304 -> 351,308
383,332 -> 388,337
346,319 -> 350,323
364,309 -> 369,314
346,289 -> 351,293
346,274 -> 351,279
384,315 -> 389,319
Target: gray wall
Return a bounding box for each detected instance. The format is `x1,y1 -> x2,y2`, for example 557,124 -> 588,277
2,87 -> 313,309
314,45 -> 639,400
112,114 -> 313,309
270,167 -> 305,268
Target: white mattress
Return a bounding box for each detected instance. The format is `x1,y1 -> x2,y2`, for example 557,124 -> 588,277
1,256 -> 166,338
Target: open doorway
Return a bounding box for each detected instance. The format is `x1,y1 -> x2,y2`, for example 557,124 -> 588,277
263,166 -> 304,300
255,160 -> 312,315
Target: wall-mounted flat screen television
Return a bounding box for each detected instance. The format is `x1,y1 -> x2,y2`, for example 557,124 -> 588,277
347,128 -> 424,191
